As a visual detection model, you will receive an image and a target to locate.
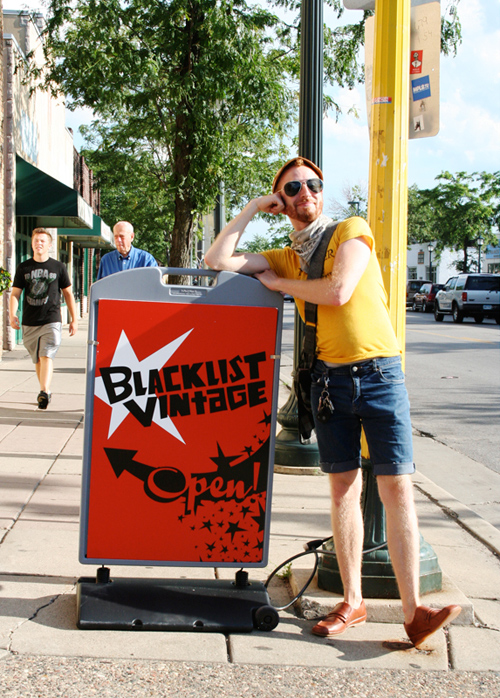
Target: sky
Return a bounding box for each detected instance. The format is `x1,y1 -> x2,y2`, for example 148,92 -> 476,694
320,0 -> 500,198
5,0 -> 500,241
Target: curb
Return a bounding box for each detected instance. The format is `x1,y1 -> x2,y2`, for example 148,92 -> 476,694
414,472 -> 500,559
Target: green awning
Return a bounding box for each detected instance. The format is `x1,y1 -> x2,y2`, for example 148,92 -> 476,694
16,155 -> 94,229
58,214 -> 114,249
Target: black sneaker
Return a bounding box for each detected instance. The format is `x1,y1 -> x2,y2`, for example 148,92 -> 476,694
37,391 -> 51,410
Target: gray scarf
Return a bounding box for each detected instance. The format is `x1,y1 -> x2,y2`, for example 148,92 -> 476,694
289,215 -> 335,271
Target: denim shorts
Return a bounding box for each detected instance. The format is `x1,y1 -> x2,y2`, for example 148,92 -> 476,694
311,356 -> 414,476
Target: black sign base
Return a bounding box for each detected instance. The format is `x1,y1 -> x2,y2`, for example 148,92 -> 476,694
76,571 -> 280,633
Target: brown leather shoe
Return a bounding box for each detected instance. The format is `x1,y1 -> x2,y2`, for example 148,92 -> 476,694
312,601 -> 367,637
405,604 -> 462,648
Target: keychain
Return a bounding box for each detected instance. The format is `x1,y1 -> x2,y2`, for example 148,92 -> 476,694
316,375 -> 334,423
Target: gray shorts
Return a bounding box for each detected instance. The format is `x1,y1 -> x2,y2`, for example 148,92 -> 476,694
22,323 -> 62,364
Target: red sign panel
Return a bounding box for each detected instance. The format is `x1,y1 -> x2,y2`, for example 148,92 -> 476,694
85,299 -> 278,565
410,50 -> 423,74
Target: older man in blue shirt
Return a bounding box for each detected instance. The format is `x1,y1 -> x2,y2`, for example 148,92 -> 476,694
97,221 -> 158,280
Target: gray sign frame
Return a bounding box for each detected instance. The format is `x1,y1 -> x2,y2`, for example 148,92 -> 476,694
79,267 -> 284,568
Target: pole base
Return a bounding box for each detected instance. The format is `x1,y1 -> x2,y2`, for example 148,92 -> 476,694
274,426 -> 319,467
317,536 -> 443,599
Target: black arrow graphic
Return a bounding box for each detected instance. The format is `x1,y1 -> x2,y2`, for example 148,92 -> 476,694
103,438 -> 270,515
105,448 -> 152,480
104,448 -> 187,503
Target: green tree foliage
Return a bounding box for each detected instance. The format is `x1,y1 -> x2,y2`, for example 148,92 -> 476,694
33,0 -> 462,278
240,220 -> 294,253
408,172 -> 500,273
38,0 -> 296,277
240,234 -> 276,254
407,183 -> 436,245
328,182 -> 367,220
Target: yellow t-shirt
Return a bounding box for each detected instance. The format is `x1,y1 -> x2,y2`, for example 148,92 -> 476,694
261,217 -> 401,364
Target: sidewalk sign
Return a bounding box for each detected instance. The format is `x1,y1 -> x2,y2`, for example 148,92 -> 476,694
77,267 -> 283,632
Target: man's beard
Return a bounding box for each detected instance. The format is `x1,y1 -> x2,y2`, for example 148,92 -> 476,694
284,200 -> 321,223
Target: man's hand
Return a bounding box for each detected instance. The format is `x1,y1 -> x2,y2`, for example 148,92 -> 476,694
9,288 -> 22,330
255,193 -> 286,216
254,269 -> 283,293
69,320 -> 78,337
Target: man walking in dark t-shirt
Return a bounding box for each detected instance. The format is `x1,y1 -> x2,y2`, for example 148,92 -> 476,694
9,228 -> 79,409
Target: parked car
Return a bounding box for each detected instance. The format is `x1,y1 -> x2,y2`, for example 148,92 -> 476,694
412,283 -> 444,312
434,273 -> 500,324
406,279 -> 431,307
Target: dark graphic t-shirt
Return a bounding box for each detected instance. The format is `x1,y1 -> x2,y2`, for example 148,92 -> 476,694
13,257 -> 71,326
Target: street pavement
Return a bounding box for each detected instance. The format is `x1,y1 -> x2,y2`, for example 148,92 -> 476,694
1,315 -> 499,696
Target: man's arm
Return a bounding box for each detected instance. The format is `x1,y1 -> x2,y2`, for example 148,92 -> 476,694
204,195 -> 285,275
9,287 -> 22,330
255,237 -> 372,306
62,286 -> 79,336
96,260 -> 104,280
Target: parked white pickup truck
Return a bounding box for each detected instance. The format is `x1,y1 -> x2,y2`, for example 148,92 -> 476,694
434,273 -> 500,324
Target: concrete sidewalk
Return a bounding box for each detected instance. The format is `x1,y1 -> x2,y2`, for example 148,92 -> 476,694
1,316 -> 499,695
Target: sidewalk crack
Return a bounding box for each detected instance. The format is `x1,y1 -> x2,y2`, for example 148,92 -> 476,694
7,592 -> 61,654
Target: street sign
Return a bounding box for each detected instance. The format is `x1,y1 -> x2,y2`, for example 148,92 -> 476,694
344,0 -> 435,10
365,1 -> 441,139
343,0 -> 375,8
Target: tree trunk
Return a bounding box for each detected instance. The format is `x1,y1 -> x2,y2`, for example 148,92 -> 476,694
168,192 -> 195,285
166,4 -> 205,285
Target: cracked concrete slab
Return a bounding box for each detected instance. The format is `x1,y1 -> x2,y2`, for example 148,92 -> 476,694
229,615 -> 448,670
10,591 -> 229,662
0,576 -> 74,651
448,626 -> 500,671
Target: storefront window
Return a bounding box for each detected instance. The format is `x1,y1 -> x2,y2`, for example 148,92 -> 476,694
73,246 -> 82,302
59,238 -> 70,267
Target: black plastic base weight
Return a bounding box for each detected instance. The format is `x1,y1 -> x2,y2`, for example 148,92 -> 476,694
76,575 -> 279,633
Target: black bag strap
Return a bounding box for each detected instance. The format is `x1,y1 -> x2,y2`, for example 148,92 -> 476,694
301,221 -> 339,365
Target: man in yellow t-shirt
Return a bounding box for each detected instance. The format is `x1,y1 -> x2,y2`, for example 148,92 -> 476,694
205,157 -> 460,648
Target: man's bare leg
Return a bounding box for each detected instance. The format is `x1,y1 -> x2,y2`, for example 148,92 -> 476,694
377,473 -> 461,645
377,474 -> 420,624
311,468 -> 366,637
329,469 -> 364,608
36,356 -> 54,393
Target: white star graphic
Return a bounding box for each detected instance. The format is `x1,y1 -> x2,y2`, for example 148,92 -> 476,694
94,329 -> 193,441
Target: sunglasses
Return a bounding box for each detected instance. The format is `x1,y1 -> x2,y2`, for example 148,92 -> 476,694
282,178 -> 323,198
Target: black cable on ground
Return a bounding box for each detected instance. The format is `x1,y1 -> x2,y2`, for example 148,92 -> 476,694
265,549 -> 320,611
264,537 -> 389,612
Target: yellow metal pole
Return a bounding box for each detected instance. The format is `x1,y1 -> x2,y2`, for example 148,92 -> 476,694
368,0 -> 410,363
363,0 -> 410,459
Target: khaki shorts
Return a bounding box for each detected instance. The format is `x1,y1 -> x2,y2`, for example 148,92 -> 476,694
22,323 -> 62,364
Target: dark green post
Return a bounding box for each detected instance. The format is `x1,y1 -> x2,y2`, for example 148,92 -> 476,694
274,0 -> 323,467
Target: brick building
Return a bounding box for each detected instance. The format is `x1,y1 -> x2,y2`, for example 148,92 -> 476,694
2,10 -> 112,353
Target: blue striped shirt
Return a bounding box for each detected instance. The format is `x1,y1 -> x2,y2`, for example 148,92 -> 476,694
97,246 -> 158,280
